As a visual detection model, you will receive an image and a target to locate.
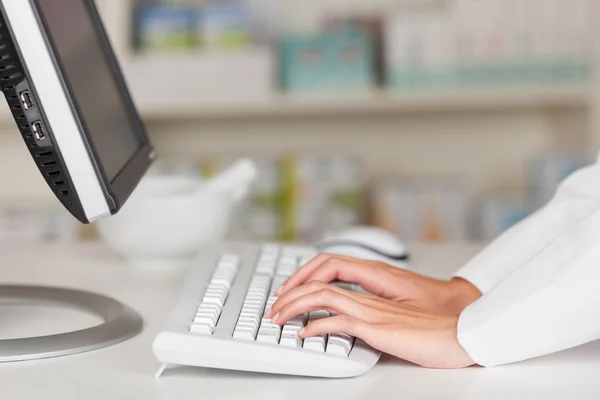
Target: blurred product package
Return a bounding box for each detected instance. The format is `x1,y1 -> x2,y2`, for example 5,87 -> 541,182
242,0 -> 286,45
134,0 -> 254,52
325,155 -> 368,232
195,2 -> 253,51
279,28 -> 376,93
161,153 -> 367,243
527,150 -> 591,209
233,156 -> 282,242
0,205 -> 80,243
323,15 -> 386,86
476,193 -> 529,243
385,4 -> 454,90
384,0 -> 592,91
135,2 -> 195,52
476,148 -> 591,242
280,154 -> 367,242
280,155 -> 330,242
372,180 -> 470,243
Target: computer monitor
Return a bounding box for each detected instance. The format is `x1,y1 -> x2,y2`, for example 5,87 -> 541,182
0,0 -> 153,362
0,0 -> 154,223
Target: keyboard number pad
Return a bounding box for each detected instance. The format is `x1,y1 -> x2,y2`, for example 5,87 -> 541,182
189,254 -> 239,336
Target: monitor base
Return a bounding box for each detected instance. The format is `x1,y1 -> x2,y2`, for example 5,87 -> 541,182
0,285 -> 143,362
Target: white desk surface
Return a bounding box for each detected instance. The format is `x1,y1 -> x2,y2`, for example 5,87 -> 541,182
1,242 -> 600,400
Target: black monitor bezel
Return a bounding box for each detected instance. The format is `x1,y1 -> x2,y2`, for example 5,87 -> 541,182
32,0 -> 153,214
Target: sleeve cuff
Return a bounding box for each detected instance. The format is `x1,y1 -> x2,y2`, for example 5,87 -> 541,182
453,267 -> 497,294
457,311 -> 495,367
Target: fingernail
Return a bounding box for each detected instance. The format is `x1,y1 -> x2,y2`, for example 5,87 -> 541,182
298,328 -> 305,337
272,313 -> 280,323
265,307 -> 272,317
275,286 -> 285,296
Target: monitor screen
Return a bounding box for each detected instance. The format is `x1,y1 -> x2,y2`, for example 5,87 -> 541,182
35,0 -> 142,181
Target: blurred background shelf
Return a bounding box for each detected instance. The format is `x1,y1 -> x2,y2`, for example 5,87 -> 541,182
0,82 -> 588,125
136,85 -> 589,121
0,0 -> 599,247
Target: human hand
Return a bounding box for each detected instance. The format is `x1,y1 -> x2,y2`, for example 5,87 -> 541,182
266,281 -> 476,369
276,253 -> 481,316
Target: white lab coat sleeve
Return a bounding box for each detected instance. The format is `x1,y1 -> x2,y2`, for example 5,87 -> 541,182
455,154 -> 600,367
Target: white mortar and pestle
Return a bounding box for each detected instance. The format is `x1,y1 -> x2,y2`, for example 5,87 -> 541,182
97,158 -> 257,270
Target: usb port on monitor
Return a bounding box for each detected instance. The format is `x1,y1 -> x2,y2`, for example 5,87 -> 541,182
32,121 -> 46,140
20,90 -> 34,110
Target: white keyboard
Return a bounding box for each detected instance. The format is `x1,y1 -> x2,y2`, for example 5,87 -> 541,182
153,242 -> 382,378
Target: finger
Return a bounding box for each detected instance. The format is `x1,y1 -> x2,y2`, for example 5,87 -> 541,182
299,315 -> 375,340
275,253 -> 332,296
304,258 -> 393,298
276,253 -> 358,296
267,281 -> 394,319
272,289 -> 382,325
268,281 -> 357,317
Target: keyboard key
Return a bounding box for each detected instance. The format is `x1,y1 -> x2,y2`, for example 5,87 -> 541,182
239,312 -> 260,320
203,296 -> 225,307
282,324 -> 302,333
198,303 -> 221,313
309,310 -> 330,321
303,335 -> 326,352
211,279 -> 232,289
280,330 -> 303,348
241,305 -> 263,314
236,321 -> 258,331
190,323 -> 214,335
194,315 -> 216,327
256,262 -> 276,276
237,318 -> 259,329
257,327 -> 281,344
287,315 -> 308,327
196,310 -> 219,321
233,328 -> 256,341
260,323 -> 281,335
206,286 -> 228,296
204,292 -> 228,304
326,334 -> 354,357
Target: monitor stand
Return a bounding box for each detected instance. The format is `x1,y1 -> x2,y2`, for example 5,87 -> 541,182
0,285 -> 143,362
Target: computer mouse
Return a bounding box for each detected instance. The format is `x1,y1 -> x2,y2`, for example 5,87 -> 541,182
315,226 -> 409,269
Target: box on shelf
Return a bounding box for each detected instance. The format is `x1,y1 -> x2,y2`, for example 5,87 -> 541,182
323,15 -> 386,86
325,155 -> 368,233
279,28 -> 376,93
153,152 -> 367,244
125,48 -> 275,112
385,0 -> 592,91
527,150 -> 591,209
476,193 -> 529,243
372,179 -> 470,243
0,204 -> 80,244
135,3 -> 195,52
385,7 -> 455,91
195,2 -> 253,51
134,1 -> 254,52
279,154 -> 367,243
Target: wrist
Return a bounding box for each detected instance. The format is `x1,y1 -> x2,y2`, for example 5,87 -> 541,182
442,316 -> 477,368
443,278 -> 482,316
